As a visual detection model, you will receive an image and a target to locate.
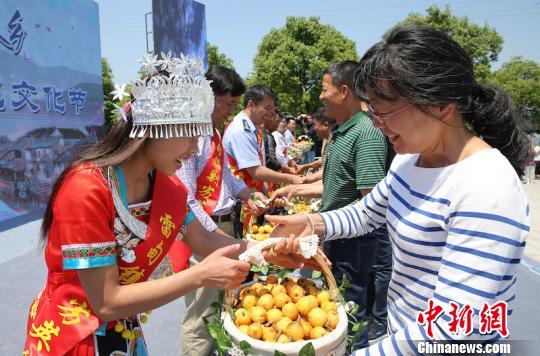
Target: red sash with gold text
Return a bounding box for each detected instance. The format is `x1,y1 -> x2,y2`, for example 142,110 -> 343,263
24,171 -> 187,355
225,124 -> 264,192
195,129 -> 224,215
115,171 -> 187,284
224,122 -> 265,233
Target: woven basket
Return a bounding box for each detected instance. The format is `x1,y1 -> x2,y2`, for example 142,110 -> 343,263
223,251 -> 348,356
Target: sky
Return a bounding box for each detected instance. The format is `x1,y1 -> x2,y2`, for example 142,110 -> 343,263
94,0 -> 540,85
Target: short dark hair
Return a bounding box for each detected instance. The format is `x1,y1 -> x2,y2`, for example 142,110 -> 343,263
243,85 -> 277,107
311,107 -> 336,126
323,60 -> 359,89
205,65 -> 246,97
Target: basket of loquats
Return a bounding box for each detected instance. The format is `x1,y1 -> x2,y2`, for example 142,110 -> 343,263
245,223 -> 275,242
220,244 -> 349,356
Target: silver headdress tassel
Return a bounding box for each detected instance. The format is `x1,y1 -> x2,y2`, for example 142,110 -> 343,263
111,52 -> 214,139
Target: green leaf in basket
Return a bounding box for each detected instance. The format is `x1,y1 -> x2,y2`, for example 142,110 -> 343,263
250,265 -> 260,272
299,342 -> 316,356
202,315 -> 210,328
273,351 -> 287,356
350,303 -> 359,315
206,322 -> 232,355
205,322 -> 222,340
260,265 -> 270,275
274,267 -> 294,279
338,274 -> 351,295
311,270 -> 322,279
210,302 -> 220,316
347,321 -> 367,354
239,340 -> 251,355
341,274 -> 351,289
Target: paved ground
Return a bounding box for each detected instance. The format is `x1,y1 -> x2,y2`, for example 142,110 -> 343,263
1,182 -> 540,355
522,183 -> 540,265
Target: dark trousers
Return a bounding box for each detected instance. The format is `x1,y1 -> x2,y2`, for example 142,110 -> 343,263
367,225 -> 392,335
323,229 -> 380,350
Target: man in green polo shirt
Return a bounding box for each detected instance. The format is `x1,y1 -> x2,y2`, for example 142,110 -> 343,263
321,61 -> 392,349
272,61 -> 392,348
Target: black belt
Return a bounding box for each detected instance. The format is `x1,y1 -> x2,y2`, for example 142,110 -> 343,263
211,213 -> 234,223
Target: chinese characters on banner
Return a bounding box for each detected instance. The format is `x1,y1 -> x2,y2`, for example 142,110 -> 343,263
0,1 -> 103,227
0,10 -> 26,55
0,10 -> 87,116
1,79 -> 87,116
417,299 -> 509,339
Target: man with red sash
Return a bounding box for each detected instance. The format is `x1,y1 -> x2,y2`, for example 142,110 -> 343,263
222,85 -> 304,233
177,66 -> 268,356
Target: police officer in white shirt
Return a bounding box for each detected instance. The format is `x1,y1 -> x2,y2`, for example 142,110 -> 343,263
222,85 -> 303,192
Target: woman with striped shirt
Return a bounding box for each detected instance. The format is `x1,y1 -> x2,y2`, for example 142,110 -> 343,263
268,24 -> 530,355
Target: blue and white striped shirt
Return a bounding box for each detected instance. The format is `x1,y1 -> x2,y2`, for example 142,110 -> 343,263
321,149 -> 529,355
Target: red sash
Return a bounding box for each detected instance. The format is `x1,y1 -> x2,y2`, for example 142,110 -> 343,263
225,122 -> 264,192
224,120 -> 265,233
24,171 -> 187,355
115,171 -> 187,283
195,129 -> 224,215
170,130 -> 226,272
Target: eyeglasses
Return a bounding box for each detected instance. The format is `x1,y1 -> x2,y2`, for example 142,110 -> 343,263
366,103 -> 414,123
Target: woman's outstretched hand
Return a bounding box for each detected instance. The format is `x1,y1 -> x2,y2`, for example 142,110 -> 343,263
266,214 -> 317,239
269,186 -> 295,204
262,214 -> 331,270
197,244 -> 251,290
262,237 -> 304,269
261,237 -> 330,271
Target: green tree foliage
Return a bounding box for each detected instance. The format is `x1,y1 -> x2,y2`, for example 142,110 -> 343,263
402,5 -> 503,82
102,58 -> 133,132
102,57 -> 116,131
207,43 -> 234,68
252,16 -> 359,114
491,56 -> 540,130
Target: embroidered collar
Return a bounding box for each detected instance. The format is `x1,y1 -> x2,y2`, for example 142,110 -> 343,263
107,166 -> 148,240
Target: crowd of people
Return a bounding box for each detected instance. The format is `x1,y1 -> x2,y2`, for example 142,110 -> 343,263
22,23 -> 530,356
524,140 -> 540,184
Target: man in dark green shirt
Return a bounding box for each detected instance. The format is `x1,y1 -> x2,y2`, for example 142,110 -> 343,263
319,61 -> 392,348
269,61 -> 393,346
319,111 -> 387,211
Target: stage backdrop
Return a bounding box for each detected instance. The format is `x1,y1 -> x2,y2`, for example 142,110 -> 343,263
0,0 -> 104,230
152,0 -> 208,67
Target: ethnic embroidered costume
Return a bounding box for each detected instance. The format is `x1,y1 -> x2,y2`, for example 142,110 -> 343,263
23,165 -> 190,355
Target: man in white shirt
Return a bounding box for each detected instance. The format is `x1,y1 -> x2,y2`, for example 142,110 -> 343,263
272,117 -> 290,167
178,66 -> 267,356
223,86 -> 304,235
284,115 -> 296,145
222,86 -> 303,194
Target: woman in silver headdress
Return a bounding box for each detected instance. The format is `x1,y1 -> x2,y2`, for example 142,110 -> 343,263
23,53 -> 305,355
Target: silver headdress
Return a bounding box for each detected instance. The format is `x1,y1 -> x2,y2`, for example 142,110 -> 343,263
111,52 -> 214,139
